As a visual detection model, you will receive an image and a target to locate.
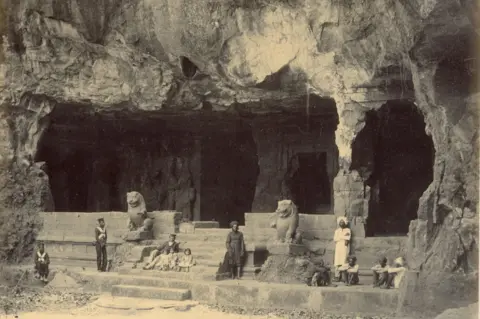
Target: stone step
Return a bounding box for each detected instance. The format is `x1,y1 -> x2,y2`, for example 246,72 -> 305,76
71,270 -> 398,315
111,284 -> 191,300
118,267 -> 218,281
191,227 -> 245,234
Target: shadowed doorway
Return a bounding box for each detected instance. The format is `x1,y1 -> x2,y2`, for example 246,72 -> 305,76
288,152 -> 331,214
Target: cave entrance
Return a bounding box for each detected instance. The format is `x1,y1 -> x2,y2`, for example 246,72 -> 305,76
353,100 -> 435,236
35,104 -> 260,224
200,127 -> 259,228
288,152 -> 331,213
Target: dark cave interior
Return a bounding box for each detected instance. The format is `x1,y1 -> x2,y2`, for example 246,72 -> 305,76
352,100 -> 435,236
35,105 -> 260,226
34,95 -> 338,226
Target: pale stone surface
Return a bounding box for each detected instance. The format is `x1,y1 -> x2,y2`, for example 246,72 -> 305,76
39,212 -> 130,240
179,222 -> 195,234
150,211 -> 183,236
191,221 -> 220,228
74,270 -> 398,315
433,303 -> 478,319
47,272 -> 80,289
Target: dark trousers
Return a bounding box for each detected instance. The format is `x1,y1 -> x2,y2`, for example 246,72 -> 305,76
385,273 -> 396,288
96,243 -> 107,271
35,262 -> 49,277
373,271 -> 388,286
340,271 -> 359,285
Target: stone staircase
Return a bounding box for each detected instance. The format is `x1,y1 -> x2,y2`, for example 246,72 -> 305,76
36,212 -> 404,315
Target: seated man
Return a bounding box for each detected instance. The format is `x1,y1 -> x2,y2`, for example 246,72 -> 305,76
338,256 -> 359,286
143,234 -> 179,270
311,259 -> 332,287
34,242 -> 50,283
384,257 -> 407,289
371,257 -> 389,287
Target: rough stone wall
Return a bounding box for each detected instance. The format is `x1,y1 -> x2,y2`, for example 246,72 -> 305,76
0,0 -> 477,315
251,124 -> 338,212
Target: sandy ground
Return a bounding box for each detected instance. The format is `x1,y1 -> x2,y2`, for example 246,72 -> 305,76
15,304 -> 285,319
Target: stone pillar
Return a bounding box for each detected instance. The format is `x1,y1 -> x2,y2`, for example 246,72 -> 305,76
332,88 -> 413,236
333,98 -> 369,228
191,136 -> 202,221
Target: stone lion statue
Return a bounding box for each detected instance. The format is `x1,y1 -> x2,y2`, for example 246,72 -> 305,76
126,191 -> 153,232
270,199 -> 302,244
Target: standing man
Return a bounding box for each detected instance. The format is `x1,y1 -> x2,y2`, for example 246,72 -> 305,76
225,221 -> 245,279
333,216 -> 351,281
95,218 -> 108,272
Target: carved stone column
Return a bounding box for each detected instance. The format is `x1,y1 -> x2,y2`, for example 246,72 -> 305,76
333,88 -> 415,237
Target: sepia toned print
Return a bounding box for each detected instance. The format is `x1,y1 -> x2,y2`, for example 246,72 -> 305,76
0,0 -> 477,318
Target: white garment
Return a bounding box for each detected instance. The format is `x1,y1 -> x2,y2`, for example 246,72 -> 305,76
333,227 -> 351,266
338,263 -> 359,272
97,226 -> 106,240
37,251 -> 46,263
388,266 -> 406,288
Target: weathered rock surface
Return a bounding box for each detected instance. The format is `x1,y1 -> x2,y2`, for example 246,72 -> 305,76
0,0 -> 477,317
257,254 -> 324,285
433,303 -> 478,319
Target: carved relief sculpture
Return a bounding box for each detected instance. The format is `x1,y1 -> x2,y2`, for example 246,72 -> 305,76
270,199 -> 302,244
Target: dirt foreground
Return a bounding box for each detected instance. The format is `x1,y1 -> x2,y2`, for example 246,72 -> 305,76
16,304 -> 285,319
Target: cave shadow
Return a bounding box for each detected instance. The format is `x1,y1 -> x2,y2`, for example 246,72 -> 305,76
200,127 -> 259,227
286,152 -> 332,214
352,100 -> 435,237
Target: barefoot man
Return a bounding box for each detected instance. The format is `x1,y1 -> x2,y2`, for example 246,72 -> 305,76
333,216 -> 351,281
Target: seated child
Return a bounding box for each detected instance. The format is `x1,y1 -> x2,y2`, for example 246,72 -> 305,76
168,249 -> 179,271
384,257 -> 407,289
338,256 -> 359,286
34,243 -> 50,283
178,248 -> 196,272
371,257 -> 389,287
311,260 -> 331,287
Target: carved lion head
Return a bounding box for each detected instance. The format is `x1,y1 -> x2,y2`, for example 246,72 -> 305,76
275,199 -> 298,218
126,191 -> 144,208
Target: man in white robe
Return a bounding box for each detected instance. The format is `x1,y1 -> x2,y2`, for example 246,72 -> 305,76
385,257 -> 407,289
333,216 -> 351,280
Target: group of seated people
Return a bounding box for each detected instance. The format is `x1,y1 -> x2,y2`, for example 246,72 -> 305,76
310,255 -> 407,289
142,234 -> 196,272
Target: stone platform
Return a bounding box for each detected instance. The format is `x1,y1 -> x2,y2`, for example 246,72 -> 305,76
69,267 -> 399,316
244,213 -> 408,267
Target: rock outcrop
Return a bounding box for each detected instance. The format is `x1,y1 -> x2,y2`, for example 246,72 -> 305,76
0,0 -> 477,316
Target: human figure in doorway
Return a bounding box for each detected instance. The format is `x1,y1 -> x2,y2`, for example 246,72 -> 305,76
225,221 -> 245,279
333,216 -> 351,281
166,157 -> 196,221
95,218 -> 108,272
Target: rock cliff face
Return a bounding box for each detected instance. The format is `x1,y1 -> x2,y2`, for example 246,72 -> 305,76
0,0 -> 478,316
